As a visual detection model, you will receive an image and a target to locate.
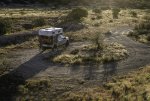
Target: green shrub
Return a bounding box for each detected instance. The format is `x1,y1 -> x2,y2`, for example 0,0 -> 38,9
91,32 -> 104,51
97,15 -> 102,19
0,19 -> 12,36
112,8 -> 120,19
93,8 -> 102,14
135,21 -> 150,34
66,8 -> 88,22
22,23 -> 34,30
130,11 -> 137,17
32,18 -> 46,27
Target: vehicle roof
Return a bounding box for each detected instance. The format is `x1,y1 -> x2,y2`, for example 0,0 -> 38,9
39,28 -> 63,36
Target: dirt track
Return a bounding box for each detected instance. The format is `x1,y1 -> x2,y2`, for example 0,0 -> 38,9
8,26 -> 150,81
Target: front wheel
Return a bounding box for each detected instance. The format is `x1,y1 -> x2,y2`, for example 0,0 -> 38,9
65,40 -> 69,47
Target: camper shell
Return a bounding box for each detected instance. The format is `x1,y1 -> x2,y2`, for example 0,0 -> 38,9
38,28 -> 69,50
39,28 -> 63,36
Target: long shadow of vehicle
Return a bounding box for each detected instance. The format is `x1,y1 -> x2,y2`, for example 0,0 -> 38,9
0,49 -> 63,101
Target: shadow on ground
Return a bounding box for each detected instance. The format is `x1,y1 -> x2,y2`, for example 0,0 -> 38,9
0,49 -> 63,101
0,48 -> 118,101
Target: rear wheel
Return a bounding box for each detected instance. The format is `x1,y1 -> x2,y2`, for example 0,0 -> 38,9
52,44 -> 58,52
42,47 -> 46,51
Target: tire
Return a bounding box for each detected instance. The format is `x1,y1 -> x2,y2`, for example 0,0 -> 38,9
65,40 -> 69,47
41,47 -> 46,51
52,44 -> 57,51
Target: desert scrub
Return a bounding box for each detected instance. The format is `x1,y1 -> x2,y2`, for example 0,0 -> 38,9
57,8 -> 88,31
4,37 -> 38,49
32,18 -> 46,27
104,66 -> 150,101
53,54 -> 82,64
130,11 -> 138,18
91,32 -> 105,51
52,42 -> 128,65
0,49 -> 11,75
112,8 -> 121,19
128,17 -> 150,43
16,79 -> 51,101
0,57 -> 11,75
0,18 -> 12,36
56,87 -> 111,101
92,8 -> 102,14
66,8 -> 88,22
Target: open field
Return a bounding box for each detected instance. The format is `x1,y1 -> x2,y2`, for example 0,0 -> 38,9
0,7 -> 150,101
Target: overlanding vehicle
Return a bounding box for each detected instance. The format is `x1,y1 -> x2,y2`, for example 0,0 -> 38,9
38,28 -> 69,51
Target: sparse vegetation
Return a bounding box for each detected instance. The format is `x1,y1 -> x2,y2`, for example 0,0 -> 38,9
1,61 -> 150,101
130,10 -> 138,17
91,32 -> 104,51
17,79 -> 51,101
0,1 -> 150,100
112,8 -> 121,19
0,19 -> 12,36
52,42 -> 128,65
128,16 -> 150,43
93,8 -> 102,14
0,54 -> 11,75
32,18 -> 46,27
66,8 -> 88,22
22,23 -> 34,30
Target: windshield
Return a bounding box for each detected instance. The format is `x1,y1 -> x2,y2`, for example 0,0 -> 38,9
58,35 -> 65,41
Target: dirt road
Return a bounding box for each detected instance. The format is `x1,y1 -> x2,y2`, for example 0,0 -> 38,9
8,26 -> 150,81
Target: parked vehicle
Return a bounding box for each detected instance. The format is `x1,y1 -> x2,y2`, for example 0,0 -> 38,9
38,28 -> 69,51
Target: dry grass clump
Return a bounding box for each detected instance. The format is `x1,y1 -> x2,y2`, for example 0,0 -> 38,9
104,66 -> 150,101
4,37 -> 38,49
102,42 -> 128,62
56,87 -> 111,101
0,49 -> 11,75
0,57 -> 11,75
52,42 -> 128,65
16,79 -> 51,101
53,54 -> 82,64
128,15 -> 150,43
112,8 -> 121,19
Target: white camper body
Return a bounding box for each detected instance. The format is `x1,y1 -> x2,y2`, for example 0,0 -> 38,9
38,28 -> 69,50
39,28 -> 63,37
